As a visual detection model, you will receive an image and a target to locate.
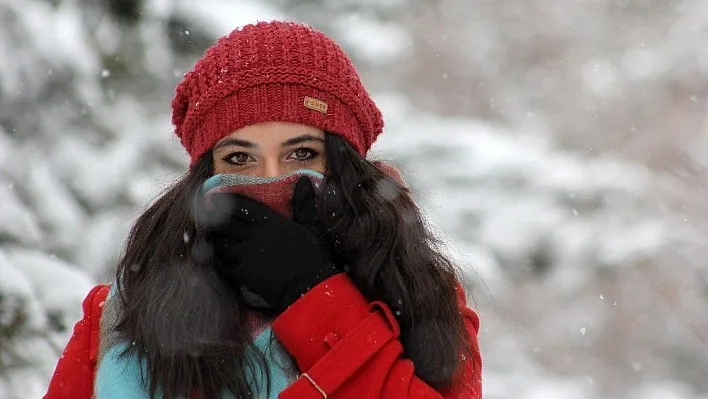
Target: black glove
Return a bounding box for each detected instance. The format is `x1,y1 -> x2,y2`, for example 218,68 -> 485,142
204,177 -> 339,311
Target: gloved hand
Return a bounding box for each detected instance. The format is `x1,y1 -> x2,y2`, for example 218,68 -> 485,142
204,176 -> 340,312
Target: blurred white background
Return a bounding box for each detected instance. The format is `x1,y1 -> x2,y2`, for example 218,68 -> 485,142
1,0 -> 707,397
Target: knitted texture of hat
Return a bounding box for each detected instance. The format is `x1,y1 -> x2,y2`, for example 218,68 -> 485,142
172,21 -> 384,167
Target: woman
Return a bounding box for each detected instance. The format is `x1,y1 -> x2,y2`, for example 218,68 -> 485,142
44,21 -> 482,398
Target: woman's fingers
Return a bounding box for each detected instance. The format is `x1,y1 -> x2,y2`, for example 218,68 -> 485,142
292,176 -> 317,226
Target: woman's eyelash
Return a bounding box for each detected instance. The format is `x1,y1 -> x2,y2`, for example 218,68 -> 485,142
292,147 -> 320,161
220,148 -> 320,164
222,152 -> 253,164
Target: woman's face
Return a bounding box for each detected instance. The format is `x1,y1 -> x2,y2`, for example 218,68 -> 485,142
211,122 -> 327,177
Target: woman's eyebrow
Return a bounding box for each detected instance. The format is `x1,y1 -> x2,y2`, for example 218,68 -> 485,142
281,134 -> 325,147
213,138 -> 257,150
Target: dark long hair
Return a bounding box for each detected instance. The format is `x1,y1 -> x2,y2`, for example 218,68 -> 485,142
320,135 -> 471,388
113,134 -> 472,398
113,156 -> 267,398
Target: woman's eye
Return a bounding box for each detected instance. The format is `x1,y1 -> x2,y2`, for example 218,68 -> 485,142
290,148 -> 318,161
224,152 -> 253,165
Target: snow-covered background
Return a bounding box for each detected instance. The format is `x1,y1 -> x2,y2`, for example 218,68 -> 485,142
1,0 -> 708,398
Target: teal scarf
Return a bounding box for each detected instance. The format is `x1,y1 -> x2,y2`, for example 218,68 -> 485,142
94,288 -> 298,398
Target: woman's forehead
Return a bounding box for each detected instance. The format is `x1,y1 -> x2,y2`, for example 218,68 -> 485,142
219,122 -> 325,146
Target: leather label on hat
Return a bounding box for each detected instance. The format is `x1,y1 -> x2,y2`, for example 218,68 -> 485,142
304,96 -> 328,114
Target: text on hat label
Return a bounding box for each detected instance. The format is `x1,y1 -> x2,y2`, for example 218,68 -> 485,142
304,96 -> 328,114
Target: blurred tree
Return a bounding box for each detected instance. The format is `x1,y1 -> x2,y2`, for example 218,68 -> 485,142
103,0 -> 143,24
165,16 -> 214,55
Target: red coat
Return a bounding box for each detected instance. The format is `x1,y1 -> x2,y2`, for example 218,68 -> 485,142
44,274 -> 482,398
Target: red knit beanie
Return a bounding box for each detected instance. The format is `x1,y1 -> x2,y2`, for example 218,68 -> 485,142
172,21 -> 384,167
